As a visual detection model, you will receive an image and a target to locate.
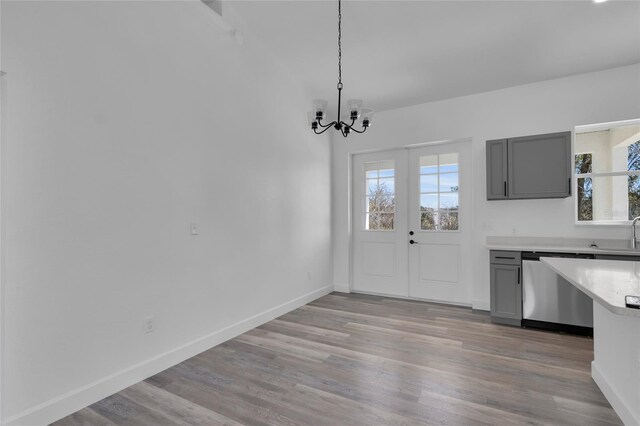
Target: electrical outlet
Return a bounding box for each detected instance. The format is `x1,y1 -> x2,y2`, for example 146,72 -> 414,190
512,227 -> 518,235
144,316 -> 155,334
307,272 -> 312,281
190,222 -> 198,236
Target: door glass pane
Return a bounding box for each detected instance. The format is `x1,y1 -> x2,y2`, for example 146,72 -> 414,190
381,197 -> 395,212
419,153 -> 460,231
439,173 -> 459,192
366,178 -> 378,194
421,211 -> 436,230
420,194 -> 438,210
379,177 -> 395,193
440,193 -> 459,209
365,170 -> 378,179
379,168 -> 395,178
420,155 -> 438,174
420,175 -> 438,192
364,160 -> 395,231
439,211 -> 459,230
439,153 -> 459,173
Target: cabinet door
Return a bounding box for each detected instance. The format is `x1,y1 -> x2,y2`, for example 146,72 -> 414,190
490,264 -> 522,325
486,139 -> 508,200
508,131 -> 571,199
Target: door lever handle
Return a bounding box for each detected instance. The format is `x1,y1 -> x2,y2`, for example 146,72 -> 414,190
409,240 -> 418,245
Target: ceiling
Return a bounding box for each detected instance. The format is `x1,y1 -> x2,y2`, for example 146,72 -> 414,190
227,1 -> 640,116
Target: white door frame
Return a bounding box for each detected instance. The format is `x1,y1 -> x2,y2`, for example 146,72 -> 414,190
348,137 -> 473,302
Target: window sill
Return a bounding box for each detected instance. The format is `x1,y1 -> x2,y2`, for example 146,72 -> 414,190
575,220 -> 634,227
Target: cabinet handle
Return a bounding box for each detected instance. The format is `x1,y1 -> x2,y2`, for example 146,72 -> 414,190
504,181 -> 507,197
495,256 -> 515,260
568,177 -> 571,196
517,267 -> 521,284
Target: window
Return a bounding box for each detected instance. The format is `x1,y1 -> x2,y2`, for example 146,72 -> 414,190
364,160 -> 395,230
420,153 -> 459,231
575,120 -> 640,223
575,153 -> 593,221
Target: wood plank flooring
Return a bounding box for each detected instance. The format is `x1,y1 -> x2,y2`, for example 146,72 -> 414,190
54,293 -> 622,425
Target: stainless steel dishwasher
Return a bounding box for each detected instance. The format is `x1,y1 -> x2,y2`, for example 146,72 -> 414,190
521,252 -> 594,335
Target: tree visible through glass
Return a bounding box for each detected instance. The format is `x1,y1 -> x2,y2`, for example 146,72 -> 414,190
365,161 -> 395,230
420,153 -> 459,231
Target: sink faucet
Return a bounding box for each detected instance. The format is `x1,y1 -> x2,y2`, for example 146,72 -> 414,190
632,216 -> 640,249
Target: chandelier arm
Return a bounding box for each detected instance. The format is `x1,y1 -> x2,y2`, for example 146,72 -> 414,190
314,125 -> 335,135
340,121 -> 367,134
316,118 -> 336,129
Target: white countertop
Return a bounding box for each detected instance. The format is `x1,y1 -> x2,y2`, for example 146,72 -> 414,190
486,236 -> 640,255
487,243 -> 605,254
541,257 -> 640,317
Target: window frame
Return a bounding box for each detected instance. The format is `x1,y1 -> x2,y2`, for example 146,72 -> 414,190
574,118 -> 640,226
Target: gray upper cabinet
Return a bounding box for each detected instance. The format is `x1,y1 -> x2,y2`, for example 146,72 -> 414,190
486,139 -> 508,200
486,131 -> 571,200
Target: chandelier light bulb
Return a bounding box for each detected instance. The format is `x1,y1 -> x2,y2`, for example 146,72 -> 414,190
361,108 -> 374,128
307,111 -> 319,130
313,99 -> 328,120
347,99 -> 363,119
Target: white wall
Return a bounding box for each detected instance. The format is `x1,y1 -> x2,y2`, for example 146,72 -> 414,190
332,63 -> 640,308
1,1 -> 332,424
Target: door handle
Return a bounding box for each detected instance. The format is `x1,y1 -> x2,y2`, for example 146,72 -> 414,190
410,240 -> 418,245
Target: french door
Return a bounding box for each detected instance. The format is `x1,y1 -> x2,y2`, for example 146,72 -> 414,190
352,150 -> 409,296
352,141 -> 472,305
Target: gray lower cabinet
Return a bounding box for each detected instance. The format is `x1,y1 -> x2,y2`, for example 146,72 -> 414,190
490,250 -> 522,326
486,131 -> 571,200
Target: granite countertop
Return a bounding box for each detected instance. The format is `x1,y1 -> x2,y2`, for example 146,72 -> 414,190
541,257 -> 640,317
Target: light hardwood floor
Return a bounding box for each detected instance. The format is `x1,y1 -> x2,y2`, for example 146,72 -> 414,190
54,293 -> 622,425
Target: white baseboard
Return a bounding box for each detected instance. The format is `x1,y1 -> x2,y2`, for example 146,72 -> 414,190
333,283 -> 350,293
5,285 -> 334,426
472,299 -> 490,311
592,361 -> 639,426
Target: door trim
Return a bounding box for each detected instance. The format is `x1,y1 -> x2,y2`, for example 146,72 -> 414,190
347,137 -> 473,298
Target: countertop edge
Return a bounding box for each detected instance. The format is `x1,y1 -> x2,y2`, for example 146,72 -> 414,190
487,244 -> 639,255
541,258 -> 640,318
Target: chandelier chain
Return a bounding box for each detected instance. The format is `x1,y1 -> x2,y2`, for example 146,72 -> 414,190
338,0 -> 342,85
310,0 -> 370,137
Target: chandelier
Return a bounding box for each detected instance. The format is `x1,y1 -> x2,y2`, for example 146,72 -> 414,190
308,0 -> 373,138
